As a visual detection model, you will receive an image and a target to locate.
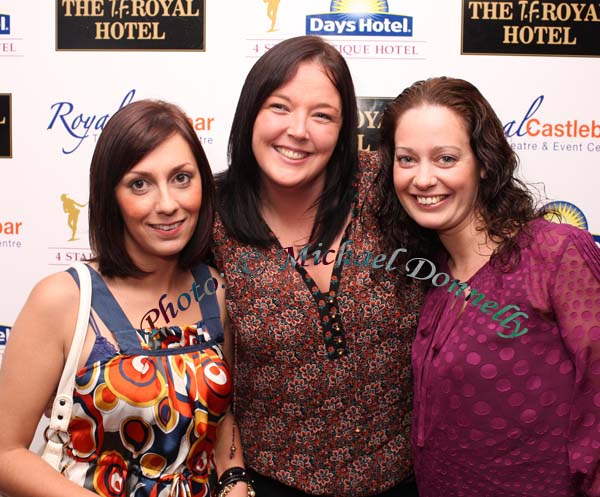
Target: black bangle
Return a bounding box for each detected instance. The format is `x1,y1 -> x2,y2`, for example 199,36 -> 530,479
215,466 -> 249,494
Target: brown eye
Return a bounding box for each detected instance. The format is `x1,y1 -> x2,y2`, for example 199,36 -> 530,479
130,179 -> 147,191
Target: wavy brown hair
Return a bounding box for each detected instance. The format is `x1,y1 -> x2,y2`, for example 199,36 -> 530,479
376,76 -> 543,269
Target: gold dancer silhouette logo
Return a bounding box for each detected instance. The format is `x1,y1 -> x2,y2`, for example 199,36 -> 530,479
61,194 -> 87,241
263,0 -> 280,32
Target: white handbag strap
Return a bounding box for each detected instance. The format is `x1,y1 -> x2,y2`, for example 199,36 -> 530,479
41,262 -> 92,470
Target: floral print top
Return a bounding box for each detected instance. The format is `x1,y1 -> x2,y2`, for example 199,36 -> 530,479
212,151 -> 423,496
412,219 -> 600,497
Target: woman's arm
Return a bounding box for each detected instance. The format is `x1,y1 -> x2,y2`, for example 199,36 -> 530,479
209,269 -> 249,497
550,228 -> 600,496
0,272 -> 97,497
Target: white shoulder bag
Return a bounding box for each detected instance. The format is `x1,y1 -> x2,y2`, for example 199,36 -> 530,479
40,262 -> 92,471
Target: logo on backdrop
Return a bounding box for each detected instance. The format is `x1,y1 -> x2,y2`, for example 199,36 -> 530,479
504,95 -> 600,153
187,114 -> 216,147
0,324 -> 11,365
462,0 -> 600,56
543,201 -> 600,243
248,1 -> 424,59
357,97 -> 393,152
61,194 -> 88,241
303,0 -> 422,60
0,217 -> 22,250
0,94 -> 11,158
47,88 -> 136,154
0,13 -> 10,35
56,0 -> 206,50
0,12 -> 23,57
307,1 -> 412,37
49,190 -> 92,266
263,0 -> 281,32
0,324 -> 9,346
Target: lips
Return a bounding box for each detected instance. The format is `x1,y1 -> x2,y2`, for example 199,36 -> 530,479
149,221 -> 184,232
274,146 -> 309,160
416,195 -> 448,206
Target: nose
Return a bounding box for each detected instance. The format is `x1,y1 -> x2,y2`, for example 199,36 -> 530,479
413,163 -> 438,190
287,112 -> 309,140
156,185 -> 178,214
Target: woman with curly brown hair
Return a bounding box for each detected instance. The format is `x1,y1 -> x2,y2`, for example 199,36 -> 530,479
376,76 -> 600,497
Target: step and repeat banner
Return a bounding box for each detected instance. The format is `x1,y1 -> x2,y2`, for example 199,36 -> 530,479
1,0 -> 599,363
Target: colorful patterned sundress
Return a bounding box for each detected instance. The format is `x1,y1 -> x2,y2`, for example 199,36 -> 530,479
59,264 -> 232,497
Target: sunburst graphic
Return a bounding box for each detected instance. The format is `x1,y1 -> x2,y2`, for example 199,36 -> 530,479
331,0 -> 388,13
543,201 -> 588,230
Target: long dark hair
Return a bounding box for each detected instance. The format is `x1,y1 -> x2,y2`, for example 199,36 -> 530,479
89,99 -> 215,278
376,76 -> 542,268
217,35 -> 358,250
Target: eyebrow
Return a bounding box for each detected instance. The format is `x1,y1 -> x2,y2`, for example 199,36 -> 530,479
123,162 -> 196,177
268,93 -> 341,112
394,145 -> 463,153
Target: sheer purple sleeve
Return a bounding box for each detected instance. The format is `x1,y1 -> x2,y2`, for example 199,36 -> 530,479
550,228 -> 600,496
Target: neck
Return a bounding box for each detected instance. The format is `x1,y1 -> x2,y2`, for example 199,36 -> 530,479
438,216 -> 497,280
125,254 -> 186,293
260,178 -> 324,245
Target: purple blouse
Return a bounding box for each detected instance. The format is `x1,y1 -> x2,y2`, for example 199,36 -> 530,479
412,219 -> 600,497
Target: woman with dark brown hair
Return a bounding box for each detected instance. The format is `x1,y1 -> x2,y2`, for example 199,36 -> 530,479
212,35 -> 422,496
377,76 -> 600,497
0,100 -> 251,497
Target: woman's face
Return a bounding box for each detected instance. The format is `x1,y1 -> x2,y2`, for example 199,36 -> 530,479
115,132 -> 202,266
392,104 -> 483,237
252,60 -> 343,195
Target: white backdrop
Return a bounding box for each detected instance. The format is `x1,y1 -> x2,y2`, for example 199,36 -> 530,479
1,0 -> 599,366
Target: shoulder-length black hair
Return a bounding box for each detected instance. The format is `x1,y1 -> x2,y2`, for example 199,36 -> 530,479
217,35 -> 358,250
376,76 -> 541,267
89,99 -> 215,278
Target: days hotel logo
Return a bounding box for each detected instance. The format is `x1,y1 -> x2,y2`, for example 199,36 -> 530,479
0,14 -> 10,35
0,324 -> 9,346
307,0 -> 413,37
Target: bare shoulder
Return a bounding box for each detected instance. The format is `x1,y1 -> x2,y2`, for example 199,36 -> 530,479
25,270 -> 80,318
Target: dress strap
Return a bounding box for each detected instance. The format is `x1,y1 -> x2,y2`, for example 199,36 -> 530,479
84,265 -> 134,331
191,264 -> 224,343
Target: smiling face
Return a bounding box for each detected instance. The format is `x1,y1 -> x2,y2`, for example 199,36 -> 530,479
251,60 -> 343,196
393,104 -> 483,237
114,132 -> 202,267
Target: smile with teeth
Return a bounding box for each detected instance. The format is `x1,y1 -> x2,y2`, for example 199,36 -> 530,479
150,221 -> 183,232
416,195 -> 448,205
275,146 -> 309,160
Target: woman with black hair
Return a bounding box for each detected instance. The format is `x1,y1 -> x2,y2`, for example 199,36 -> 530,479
212,35 -> 422,497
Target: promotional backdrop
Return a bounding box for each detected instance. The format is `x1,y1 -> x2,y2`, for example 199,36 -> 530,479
1,0 -> 599,367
